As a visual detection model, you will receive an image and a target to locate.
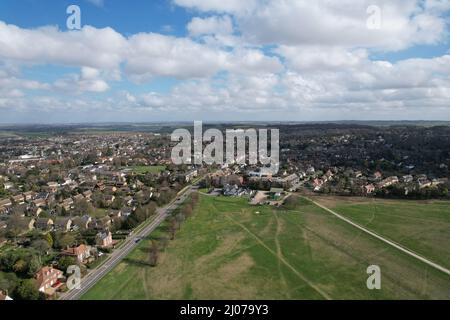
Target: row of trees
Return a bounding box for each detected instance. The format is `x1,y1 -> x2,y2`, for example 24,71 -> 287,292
148,193 -> 199,267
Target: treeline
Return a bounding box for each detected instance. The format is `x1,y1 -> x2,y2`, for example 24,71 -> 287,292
148,192 -> 199,267
375,184 -> 449,200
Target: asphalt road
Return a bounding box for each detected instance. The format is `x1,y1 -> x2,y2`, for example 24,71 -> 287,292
303,196 -> 450,277
59,187 -> 194,300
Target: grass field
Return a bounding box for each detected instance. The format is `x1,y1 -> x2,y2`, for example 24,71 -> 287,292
82,195 -> 450,300
311,196 -> 450,270
128,165 -> 166,174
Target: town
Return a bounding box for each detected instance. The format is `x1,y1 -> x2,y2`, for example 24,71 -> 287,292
0,122 -> 449,300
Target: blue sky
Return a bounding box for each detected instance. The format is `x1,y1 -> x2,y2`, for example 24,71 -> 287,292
0,0 -> 449,123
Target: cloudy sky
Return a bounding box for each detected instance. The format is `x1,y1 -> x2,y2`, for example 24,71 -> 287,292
0,0 -> 449,123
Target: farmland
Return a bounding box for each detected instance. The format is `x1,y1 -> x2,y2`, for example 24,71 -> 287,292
82,195 -> 450,300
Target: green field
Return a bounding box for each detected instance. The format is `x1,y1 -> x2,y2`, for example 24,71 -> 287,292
82,195 -> 450,300
312,196 -> 450,270
128,165 -> 166,174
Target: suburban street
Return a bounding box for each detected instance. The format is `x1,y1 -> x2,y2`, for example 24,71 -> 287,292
59,186 -> 196,300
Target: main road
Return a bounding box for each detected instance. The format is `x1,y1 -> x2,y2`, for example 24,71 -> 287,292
60,186 -> 197,300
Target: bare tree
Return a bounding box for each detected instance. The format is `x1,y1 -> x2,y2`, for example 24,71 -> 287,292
148,241 -> 159,267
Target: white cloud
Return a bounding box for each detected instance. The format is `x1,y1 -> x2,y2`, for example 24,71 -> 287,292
53,67 -> 110,93
126,33 -> 228,79
86,0 -> 105,7
0,22 -> 127,69
277,46 -> 368,71
177,0 -> 449,51
187,15 -> 234,36
1,0 -> 450,121
173,0 -> 257,14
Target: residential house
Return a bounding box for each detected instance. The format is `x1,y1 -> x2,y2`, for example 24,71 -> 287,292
35,218 -> 54,231
104,195 -> 115,206
185,169 -> 198,182
418,177 -> 432,189
47,182 -> 59,193
62,244 -> 92,264
35,267 -> 63,294
26,218 -> 36,231
61,198 -> 74,211
364,184 -> 376,194
73,194 -> 84,203
354,171 -> 363,178
97,216 -> 112,230
0,198 -> 12,208
313,178 -> 324,191
72,215 -> 92,231
83,190 -> 92,200
96,230 -> 113,248
124,196 -> 133,206
23,191 -> 36,202
55,218 -> 72,232
89,216 -> 112,230
402,175 -> 414,183
11,194 -> 25,205
378,176 -> 399,188
108,210 -> 122,220
432,178 -> 448,186
0,290 -> 13,300
373,171 -> 383,180
282,174 -> 299,188
3,182 -> 14,190
121,207 -> 133,219
32,198 -> 46,208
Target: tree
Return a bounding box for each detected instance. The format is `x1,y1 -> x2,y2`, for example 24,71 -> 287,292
27,255 -> 42,277
13,259 -> 28,274
182,204 -> 193,218
168,218 -> 179,240
0,252 -> 18,271
14,279 -> 40,300
31,239 -> 50,255
191,192 -> 199,205
148,241 -> 159,267
44,233 -> 54,248
58,256 -> 77,273
5,214 -> 26,240
0,272 -> 19,294
53,232 -> 76,249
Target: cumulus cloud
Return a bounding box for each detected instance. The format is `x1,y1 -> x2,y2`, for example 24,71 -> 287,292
173,0 -> 258,14
0,22 -> 127,69
1,0 -> 450,121
177,0 -> 449,51
53,67 -> 110,93
187,15 -> 234,36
